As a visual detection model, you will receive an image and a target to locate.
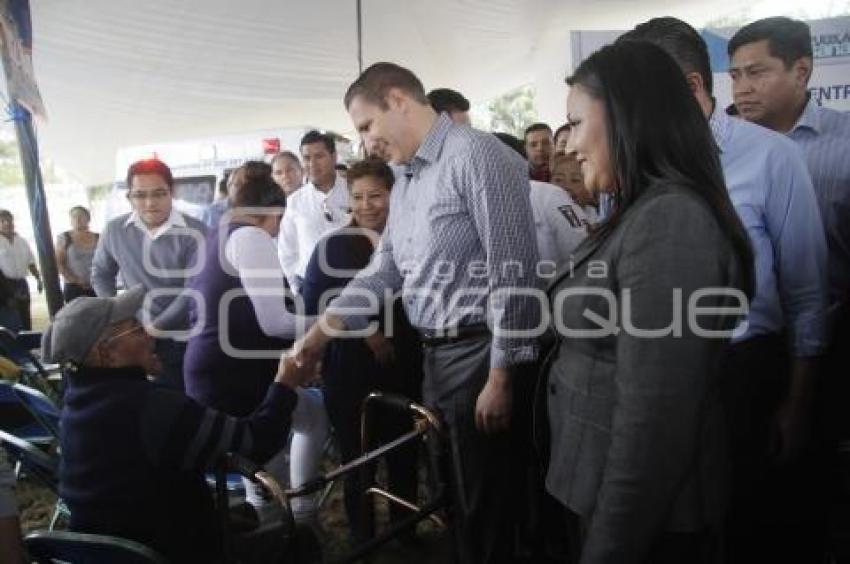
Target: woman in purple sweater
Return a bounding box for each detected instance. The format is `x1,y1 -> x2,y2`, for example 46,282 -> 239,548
184,162 -> 296,414
183,161 -> 328,523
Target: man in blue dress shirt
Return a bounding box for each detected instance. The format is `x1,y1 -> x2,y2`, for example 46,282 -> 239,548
729,17 -> 850,326
622,19 -> 829,563
730,17 -> 850,561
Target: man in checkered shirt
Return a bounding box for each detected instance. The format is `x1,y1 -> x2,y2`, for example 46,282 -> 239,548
292,62 -> 541,564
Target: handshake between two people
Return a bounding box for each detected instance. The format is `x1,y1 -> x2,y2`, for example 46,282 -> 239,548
275,312 -> 513,436
274,313 -> 347,390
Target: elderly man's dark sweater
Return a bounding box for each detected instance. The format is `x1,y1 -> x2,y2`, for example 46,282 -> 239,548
59,365 -> 297,563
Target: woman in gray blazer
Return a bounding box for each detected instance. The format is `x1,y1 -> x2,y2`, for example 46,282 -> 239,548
545,41 -> 754,563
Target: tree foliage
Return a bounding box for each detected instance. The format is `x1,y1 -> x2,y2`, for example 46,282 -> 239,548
488,85 -> 538,138
0,136 -> 60,186
0,137 -> 25,185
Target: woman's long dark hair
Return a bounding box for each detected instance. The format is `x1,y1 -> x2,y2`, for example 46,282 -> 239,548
568,40 -> 754,297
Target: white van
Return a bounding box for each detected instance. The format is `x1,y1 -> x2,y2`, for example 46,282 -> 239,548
106,126 -> 353,222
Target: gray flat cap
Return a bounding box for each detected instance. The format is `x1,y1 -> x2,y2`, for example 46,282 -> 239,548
41,285 -> 146,365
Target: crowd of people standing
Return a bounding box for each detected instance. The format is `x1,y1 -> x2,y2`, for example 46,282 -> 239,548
1,13 -> 848,564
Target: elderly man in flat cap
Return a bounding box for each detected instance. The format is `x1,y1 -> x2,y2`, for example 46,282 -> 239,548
44,286 -> 311,563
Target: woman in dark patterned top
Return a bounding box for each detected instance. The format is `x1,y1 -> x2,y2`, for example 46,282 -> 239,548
302,158 -> 422,544
183,161 -> 328,524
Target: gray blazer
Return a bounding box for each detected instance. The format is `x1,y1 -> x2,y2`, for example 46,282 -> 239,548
544,184 -> 746,563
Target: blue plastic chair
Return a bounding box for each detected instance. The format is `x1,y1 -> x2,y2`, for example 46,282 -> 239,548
0,327 -> 63,402
12,382 -> 60,438
0,428 -> 58,492
0,327 -> 39,366
15,330 -> 43,352
0,381 -> 54,444
0,427 -> 68,528
25,530 -> 168,564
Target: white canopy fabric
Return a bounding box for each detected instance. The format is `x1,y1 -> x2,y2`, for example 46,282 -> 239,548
27,0 -> 744,185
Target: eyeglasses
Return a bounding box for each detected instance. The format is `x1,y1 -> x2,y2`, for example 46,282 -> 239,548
99,323 -> 146,349
128,190 -> 170,202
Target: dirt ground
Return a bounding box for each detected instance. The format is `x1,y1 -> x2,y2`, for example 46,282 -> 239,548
16,462 -> 450,563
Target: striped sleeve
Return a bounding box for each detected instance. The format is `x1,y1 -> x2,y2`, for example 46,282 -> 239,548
462,137 -> 542,368
140,383 -> 298,472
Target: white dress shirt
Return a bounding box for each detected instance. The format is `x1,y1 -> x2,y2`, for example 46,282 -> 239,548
0,233 -> 35,279
124,207 -> 187,240
529,181 -> 589,271
277,174 -> 349,292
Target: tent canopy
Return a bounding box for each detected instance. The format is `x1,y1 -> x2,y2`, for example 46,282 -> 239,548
29,0 -> 743,185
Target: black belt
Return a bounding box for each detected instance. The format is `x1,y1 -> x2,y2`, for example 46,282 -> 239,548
418,323 -> 490,347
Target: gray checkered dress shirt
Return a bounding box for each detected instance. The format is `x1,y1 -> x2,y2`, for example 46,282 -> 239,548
329,113 -> 541,368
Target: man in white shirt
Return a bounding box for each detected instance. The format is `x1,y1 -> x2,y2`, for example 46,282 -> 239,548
528,180 -> 588,269
0,210 -> 42,331
270,151 -> 304,197
277,130 -> 349,294
524,123 -> 554,182
493,133 -> 588,271
551,152 -> 598,225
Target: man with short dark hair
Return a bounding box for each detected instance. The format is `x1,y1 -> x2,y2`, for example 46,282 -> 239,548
427,88 -> 471,125
550,153 -> 596,222
729,17 -> 850,561
729,16 -> 850,326
523,123 -> 553,182
271,151 -> 303,196
623,17 -> 830,563
92,158 -> 206,390
277,131 -> 349,294
729,17 -> 816,132
0,210 -> 41,331
299,62 -> 540,564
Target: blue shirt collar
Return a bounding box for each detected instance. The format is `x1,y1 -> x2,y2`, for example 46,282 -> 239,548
708,102 -> 733,153
790,95 -> 822,136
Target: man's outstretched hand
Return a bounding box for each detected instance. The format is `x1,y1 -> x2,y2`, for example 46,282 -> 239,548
280,313 -> 348,387
276,351 -> 319,389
